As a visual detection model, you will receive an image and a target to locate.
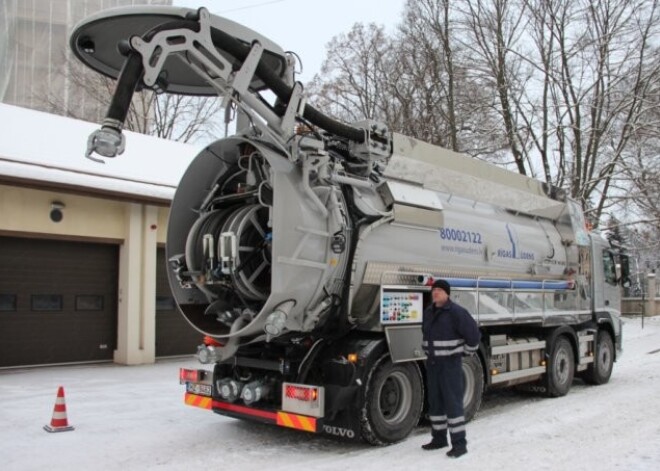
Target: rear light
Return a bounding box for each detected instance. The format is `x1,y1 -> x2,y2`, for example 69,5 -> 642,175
282,382 -> 324,418
179,368 -> 206,384
285,384 -> 318,401
203,336 -> 224,347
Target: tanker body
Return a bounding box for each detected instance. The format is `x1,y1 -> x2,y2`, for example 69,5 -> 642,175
71,6 -> 631,444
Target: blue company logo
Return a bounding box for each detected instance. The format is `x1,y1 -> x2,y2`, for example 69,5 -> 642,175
497,224 -> 535,260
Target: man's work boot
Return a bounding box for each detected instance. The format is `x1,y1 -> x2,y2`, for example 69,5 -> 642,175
421,440 -> 448,450
446,447 -> 467,458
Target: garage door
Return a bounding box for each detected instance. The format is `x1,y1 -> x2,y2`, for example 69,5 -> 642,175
155,248 -> 201,357
0,236 -> 118,368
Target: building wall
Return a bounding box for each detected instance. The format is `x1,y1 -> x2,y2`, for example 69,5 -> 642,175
0,183 -> 172,364
0,0 -> 170,120
157,206 -> 169,245
622,298 -> 660,317
622,274 -> 659,317
0,184 -> 125,240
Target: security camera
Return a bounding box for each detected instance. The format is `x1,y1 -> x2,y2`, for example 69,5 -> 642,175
50,201 -> 65,223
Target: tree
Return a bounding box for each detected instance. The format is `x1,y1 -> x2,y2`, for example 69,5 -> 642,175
395,0 -> 507,156
306,23 -> 392,125
310,0 -> 660,230
459,0 -> 531,175
460,0 -> 660,225
616,81 -> 660,229
306,2 -> 507,158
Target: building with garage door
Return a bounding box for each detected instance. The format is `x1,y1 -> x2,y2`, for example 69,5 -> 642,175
0,103 -> 204,368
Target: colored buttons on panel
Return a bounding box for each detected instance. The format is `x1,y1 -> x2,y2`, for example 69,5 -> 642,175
381,292 -> 422,323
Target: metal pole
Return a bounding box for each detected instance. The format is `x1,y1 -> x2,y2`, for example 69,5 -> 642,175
641,287 -> 645,329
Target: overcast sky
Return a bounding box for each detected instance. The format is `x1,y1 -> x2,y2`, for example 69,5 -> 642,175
173,0 -> 406,83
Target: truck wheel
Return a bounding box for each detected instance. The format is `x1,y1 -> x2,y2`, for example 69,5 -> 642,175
583,331 -> 614,385
546,336 -> 575,397
462,355 -> 484,421
359,355 -> 424,445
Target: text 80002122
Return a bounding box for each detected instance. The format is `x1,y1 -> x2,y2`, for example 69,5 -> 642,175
439,228 -> 482,244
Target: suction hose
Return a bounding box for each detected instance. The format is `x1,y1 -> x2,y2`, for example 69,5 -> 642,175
206,26 -> 366,143
101,13 -> 365,143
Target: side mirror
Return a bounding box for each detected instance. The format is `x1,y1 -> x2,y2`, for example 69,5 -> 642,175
619,254 -> 631,288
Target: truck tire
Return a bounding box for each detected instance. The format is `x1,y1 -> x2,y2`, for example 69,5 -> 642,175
462,355 -> 484,421
359,354 -> 424,445
545,336 -> 575,397
583,331 -> 614,385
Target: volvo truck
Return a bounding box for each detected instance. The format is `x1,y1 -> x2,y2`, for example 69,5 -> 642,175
71,6 -> 630,444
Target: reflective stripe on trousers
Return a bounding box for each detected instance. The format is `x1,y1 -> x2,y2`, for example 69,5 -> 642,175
426,356 -> 467,449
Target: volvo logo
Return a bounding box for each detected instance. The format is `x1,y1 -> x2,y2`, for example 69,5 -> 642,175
323,425 -> 355,438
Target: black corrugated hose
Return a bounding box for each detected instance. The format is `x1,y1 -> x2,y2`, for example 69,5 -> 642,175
105,20 -> 201,127
206,26 -> 365,143
104,15 -> 365,143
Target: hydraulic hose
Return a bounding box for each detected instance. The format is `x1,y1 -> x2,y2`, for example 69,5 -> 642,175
105,15 -> 365,142
86,19 -> 201,160
104,20 -> 201,129
207,27 -> 366,143
105,51 -> 143,127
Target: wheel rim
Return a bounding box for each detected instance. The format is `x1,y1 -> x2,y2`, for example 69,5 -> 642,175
376,371 -> 412,425
597,340 -> 612,376
554,346 -> 571,385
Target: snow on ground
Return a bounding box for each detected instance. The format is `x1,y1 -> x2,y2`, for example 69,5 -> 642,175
2,316 -> 660,471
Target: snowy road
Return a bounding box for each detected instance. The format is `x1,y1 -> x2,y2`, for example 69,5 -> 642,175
2,316 -> 659,471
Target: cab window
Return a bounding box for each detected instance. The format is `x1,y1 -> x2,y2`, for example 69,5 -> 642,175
603,250 -> 617,285
618,254 -> 631,287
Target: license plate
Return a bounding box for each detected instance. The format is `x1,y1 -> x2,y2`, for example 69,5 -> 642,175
186,382 -> 212,396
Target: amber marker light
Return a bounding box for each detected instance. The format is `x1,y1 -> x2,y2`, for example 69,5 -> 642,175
347,353 -> 359,363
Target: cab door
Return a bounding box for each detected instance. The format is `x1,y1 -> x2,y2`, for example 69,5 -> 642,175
591,236 -> 620,314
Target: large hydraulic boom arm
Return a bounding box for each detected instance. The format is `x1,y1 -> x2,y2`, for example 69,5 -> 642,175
73,7 -> 387,165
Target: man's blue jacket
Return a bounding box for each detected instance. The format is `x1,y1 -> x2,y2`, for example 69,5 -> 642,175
422,300 -> 481,359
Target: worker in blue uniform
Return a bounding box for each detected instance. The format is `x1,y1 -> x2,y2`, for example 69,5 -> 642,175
421,279 -> 480,458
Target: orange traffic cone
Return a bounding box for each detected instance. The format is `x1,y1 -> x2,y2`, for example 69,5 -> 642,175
44,386 -> 74,433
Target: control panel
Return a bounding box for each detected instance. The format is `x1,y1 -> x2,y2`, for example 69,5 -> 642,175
380,288 -> 424,325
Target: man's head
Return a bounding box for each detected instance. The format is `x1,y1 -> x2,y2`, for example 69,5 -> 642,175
431,279 -> 451,306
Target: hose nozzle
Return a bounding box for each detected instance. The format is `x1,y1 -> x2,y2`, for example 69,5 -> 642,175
85,121 -> 125,163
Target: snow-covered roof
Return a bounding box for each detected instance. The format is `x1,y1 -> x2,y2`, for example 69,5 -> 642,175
0,103 -> 202,204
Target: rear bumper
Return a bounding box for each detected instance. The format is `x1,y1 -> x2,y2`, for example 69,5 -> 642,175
184,393 -> 320,433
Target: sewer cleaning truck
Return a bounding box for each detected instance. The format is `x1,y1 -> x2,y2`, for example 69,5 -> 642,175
71,6 -> 631,444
